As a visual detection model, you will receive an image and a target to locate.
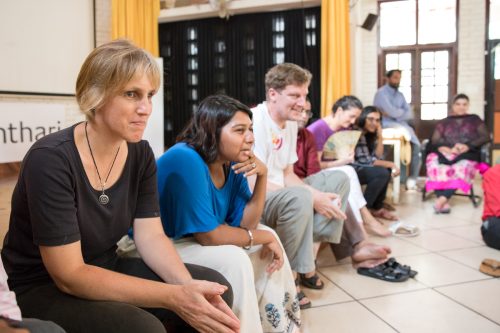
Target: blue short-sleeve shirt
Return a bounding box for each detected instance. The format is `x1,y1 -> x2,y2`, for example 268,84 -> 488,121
157,143 -> 252,239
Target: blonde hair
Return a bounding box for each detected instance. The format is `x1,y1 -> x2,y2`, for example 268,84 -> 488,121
264,63 -> 312,93
76,39 -> 161,120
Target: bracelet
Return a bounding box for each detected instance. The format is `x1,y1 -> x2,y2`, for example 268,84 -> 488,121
241,227 -> 254,250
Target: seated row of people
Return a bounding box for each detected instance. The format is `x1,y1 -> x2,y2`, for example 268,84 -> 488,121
1,40 -> 239,333
1,40 -> 406,333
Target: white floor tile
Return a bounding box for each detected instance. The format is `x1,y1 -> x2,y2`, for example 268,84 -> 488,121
301,301 -> 396,333
437,279 -> 500,325
361,289 -> 500,333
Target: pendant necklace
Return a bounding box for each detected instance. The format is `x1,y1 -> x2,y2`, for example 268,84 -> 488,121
84,122 -> 121,205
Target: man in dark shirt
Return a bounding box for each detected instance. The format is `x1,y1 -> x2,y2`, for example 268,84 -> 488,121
294,100 -> 321,179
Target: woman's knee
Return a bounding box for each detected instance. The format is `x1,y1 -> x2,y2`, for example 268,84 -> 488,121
371,167 -> 391,183
92,302 -> 167,333
21,290 -> 167,333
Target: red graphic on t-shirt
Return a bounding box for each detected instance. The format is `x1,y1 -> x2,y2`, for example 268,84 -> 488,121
272,132 -> 283,150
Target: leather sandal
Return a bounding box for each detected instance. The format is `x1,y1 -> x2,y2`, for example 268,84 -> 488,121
295,277 -> 312,309
357,265 -> 409,282
299,272 -> 325,290
383,257 -> 418,278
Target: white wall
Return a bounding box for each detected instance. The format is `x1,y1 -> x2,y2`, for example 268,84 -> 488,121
352,0 -> 486,118
0,0 -> 166,162
0,0 -> 94,95
0,0 -> 111,162
350,0 -> 378,107
457,0 -> 486,117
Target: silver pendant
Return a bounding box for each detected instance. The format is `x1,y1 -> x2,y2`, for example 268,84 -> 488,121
99,193 -> 110,205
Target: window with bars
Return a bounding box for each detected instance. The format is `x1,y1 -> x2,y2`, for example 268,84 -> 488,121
489,0 -> 500,40
187,27 -> 199,113
305,14 -> 317,47
159,7 -> 321,147
272,16 -> 285,65
379,0 -> 457,126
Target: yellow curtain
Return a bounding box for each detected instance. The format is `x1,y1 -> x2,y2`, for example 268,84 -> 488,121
112,0 -> 160,57
320,0 -> 351,117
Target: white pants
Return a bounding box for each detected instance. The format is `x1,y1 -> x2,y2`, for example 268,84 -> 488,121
174,225 -> 300,333
326,165 -> 367,223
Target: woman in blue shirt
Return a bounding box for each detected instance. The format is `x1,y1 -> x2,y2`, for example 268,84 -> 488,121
157,95 -> 300,333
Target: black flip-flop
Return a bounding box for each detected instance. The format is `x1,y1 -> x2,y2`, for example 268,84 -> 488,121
357,264 -> 410,282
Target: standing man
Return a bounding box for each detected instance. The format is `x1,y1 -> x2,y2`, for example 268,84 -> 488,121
374,69 -> 421,190
250,63 -> 390,307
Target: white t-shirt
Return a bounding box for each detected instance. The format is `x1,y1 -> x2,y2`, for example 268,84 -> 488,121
252,102 -> 298,187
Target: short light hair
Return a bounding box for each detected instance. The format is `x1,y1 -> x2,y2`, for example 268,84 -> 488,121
264,63 -> 312,93
76,39 -> 161,120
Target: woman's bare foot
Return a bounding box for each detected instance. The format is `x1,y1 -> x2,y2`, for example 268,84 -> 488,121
361,207 -> 392,237
434,196 -> 448,210
433,196 -> 451,213
351,241 -> 391,264
364,219 -> 392,237
370,208 -> 399,221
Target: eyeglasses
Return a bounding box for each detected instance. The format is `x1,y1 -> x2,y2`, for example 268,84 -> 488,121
366,117 -> 380,123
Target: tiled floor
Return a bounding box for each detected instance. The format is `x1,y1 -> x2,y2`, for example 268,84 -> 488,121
305,182 -> 500,333
1,174 -> 499,332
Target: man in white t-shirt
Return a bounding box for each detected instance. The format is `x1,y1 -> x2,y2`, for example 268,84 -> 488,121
250,63 -> 391,307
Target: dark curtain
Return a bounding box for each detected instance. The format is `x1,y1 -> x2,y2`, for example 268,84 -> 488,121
159,6 -> 321,147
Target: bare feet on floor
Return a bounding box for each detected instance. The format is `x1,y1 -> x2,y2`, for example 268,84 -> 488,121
361,207 -> 392,237
351,241 -> 391,267
370,207 -> 399,221
363,218 -> 392,238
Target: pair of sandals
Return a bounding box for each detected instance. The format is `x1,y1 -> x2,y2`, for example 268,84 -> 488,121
295,273 -> 324,310
357,257 -> 417,282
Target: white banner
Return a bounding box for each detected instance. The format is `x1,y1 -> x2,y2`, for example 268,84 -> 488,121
0,102 -> 66,163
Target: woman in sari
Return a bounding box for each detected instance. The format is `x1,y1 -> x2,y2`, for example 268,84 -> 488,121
426,93 -> 490,213
156,94 -> 300,332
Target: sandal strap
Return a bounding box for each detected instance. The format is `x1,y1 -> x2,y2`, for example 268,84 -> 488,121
299,273 -> 324,289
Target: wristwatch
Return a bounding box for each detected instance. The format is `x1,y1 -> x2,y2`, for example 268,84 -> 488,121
241,227 -> 254,250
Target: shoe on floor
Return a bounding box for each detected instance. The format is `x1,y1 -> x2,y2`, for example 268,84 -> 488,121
389,221 -> 420,237
406,178 -> 418,191
479,258 -> 500,277
433,204 -> 451,214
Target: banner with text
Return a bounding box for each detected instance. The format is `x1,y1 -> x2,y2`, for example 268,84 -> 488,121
0,102 -> 66,163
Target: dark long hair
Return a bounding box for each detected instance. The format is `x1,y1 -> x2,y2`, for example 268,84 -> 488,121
177,94 -> 252,163
356,105 -> 383,154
